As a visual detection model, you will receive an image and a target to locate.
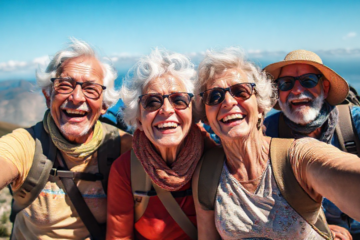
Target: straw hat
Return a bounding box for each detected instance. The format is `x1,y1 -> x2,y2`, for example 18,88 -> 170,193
264,49 -> 349,110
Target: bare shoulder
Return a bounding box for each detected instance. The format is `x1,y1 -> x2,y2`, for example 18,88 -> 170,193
118,129 -> 133,154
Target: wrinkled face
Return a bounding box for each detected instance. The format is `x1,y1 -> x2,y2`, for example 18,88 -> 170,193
278,64 -> 328,125
137,74 -> 192,152
47,56 -> 106,143
204,69 -> 262,142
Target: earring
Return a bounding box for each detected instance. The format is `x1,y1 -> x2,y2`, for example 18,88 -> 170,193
257,118 -> 262,130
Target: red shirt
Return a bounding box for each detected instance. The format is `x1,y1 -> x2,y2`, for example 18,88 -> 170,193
106,150 -> 197,240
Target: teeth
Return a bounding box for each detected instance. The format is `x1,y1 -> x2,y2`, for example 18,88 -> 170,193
65,109 -> 86,115
291,99 -> 310,103
157,122 -> 179,128
223,114 -> 244,122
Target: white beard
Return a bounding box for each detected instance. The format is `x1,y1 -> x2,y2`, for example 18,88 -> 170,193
279,90 -> 325,125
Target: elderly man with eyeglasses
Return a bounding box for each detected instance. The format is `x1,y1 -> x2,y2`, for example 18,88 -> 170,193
0,39 -> 132,240
264,50 -> 360,240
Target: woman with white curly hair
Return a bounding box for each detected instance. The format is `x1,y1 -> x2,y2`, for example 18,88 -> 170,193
106,49 -> 212,239
192,48 -> 360,239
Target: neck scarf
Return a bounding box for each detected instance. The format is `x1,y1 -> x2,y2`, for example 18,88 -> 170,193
43,110 -> 104,158
284,102 -> 338,143
133,124 -> 204,191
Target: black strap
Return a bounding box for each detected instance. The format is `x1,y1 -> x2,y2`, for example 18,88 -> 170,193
98,123 -> 121,194
60,176 -> 106,240
134,187 -> 192,198
57,153 -> 106,240
49,168 -> 103,181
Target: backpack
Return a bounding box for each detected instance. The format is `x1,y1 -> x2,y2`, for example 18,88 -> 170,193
10,121 -> 120,240
194,138 -> 333,240
278,85 -> 360,157
130,150 -> 197,240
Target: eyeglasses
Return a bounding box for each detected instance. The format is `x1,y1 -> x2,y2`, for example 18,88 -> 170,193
200,83 -> 256,106
139,92 -> 194,112
51,78 -> 106,99
275,73 -> 323,92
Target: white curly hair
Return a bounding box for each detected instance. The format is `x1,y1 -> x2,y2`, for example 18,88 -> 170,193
195,47 -> 276,122
36,38 -> 119,108
120,48 -> 196,128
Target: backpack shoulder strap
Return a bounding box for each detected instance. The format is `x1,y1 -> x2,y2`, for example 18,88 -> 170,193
278,112 -> 293,138
97,122 -> 121,194
10,122 -> 56,222
197,146 -> 225,210
58,152 -> 106,240
130,150 -> 197,239
270,138 -> 332,240
335,105 -> 360,156
130,149 -> 151,222
152,181 -> 197,240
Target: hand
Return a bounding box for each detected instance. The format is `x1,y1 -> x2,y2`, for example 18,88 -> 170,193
329,225 -> 352,240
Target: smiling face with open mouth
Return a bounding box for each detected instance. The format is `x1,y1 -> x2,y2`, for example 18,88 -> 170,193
278,64 -> 329,125
47,55 -> 106,143
137,74 -> 192,153
205,69 -> 262,142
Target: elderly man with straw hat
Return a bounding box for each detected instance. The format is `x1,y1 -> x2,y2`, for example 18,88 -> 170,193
264,49 -> 360,239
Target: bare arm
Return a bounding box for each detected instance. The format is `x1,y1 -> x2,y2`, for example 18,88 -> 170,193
0,128 -> 34,191
0,156 -> 19,189
192,159 -> 221,240
289,138 -> 360,221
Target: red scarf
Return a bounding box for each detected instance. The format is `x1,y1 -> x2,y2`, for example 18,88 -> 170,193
133,124 -> 204,191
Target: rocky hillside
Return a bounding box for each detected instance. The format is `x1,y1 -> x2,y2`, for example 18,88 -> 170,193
0,80 -> 46,127
0,121 -> 20,238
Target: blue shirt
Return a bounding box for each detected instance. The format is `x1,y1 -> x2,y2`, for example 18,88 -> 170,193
264,106 -> 360,235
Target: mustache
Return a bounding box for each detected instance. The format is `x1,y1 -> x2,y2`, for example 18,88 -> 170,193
286,91 -> 315,103
60,100 -> 90,112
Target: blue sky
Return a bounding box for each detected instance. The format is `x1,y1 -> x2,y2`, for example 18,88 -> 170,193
1,0 -> 360,80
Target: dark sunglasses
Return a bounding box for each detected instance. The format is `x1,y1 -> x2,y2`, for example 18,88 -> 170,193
139,92 -> 194,112
275,73 -> 323,92
200,83 -> 256,106
51,78 -> 106,99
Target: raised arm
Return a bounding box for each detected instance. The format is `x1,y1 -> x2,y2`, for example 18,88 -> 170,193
0,128 -> 35,190
289,138 -> 360,221
0,156 -> 19,189
106,151 -> 135,239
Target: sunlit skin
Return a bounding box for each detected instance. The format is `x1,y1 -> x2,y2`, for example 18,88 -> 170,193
278,64 -> 330,137
204,68 -> 269,191
278,65 -> 329,113
43,55 -> 107,144
137,74 -> 192,164
205,69 -> 262,143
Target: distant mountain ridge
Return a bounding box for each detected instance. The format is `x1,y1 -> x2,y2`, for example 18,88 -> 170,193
0,80 -> 46,127
0,121 -> 20,137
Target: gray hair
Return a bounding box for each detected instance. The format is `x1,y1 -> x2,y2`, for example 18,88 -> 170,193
195,48 -> 276,121
36,38 -> 119,108
121,48 -> 196,128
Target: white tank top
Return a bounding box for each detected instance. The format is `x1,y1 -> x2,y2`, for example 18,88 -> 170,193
214,162 -> 325,240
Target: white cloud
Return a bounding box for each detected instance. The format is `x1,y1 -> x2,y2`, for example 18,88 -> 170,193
0,56 -> 49,72
32,56 -> 50,65
1,49 -> 360,78
343,32 -> 357,40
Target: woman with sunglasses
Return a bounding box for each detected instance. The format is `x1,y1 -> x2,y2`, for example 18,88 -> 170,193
106,49 -> 207,239
193,48 -> 360,239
